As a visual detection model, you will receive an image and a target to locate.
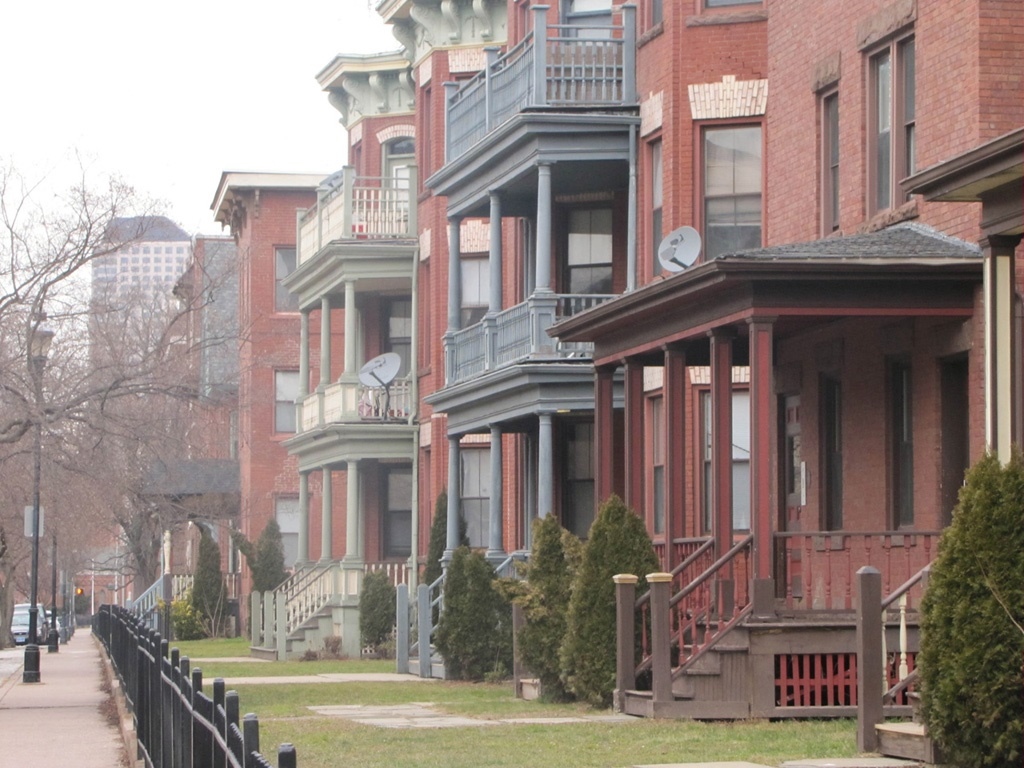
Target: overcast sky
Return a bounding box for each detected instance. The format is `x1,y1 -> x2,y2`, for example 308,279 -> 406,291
0,1 -> 398,235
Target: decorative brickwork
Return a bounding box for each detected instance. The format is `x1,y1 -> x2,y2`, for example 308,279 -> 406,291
688,75 -> 768,120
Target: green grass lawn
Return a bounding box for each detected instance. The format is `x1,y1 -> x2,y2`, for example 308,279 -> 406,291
223,678 -> 859,768
165,637 -> 394,679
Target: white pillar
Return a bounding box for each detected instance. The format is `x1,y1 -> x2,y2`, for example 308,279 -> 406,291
445,436 -> 461,562
489,193 -> 503,313
345,460 -> 361,561
487,425 -> 505,560
535,164 -> 553,293
320,467 -> 333,562
320,296 -> 332,389
538,412 -> 554,518
297,471 -> 310,565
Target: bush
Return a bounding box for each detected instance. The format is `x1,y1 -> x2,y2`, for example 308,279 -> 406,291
422,489 -> 467,588
506,514 -> 580,700
560,494 -> 659,706
359,570 -> 397,654
232,518 -> 288,594
436,546 -> 513,681
191,530 -> 227,637
169,595 -> 206,641
919,452 -> 1024,768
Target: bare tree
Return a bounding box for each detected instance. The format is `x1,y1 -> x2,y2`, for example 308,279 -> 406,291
0,162 -> 238,643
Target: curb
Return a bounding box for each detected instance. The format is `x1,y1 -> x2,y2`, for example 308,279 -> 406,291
94,634 -> 142,768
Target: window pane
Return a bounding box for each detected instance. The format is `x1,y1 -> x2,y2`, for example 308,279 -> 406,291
276,498 -> 300,568
275,248 -> 298,312
275,371 -> 299,432
874,52 -> 892,210
704,127 -> 762,259
385,469 -> 413,558
902,38 -> 916,178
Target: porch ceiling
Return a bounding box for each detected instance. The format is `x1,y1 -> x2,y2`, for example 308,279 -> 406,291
552,223 -> 982,365
284,423 -> 418,472
426,361 -> 601,435
283,239 -> 417,311
427,111 -> 638,218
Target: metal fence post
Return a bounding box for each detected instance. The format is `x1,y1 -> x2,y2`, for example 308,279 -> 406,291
278,744 -> 297,768
213,679 -> 226,768
242,714 -> 260,768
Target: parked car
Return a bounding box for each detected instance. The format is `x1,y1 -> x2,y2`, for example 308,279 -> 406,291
10,604 -> 49,646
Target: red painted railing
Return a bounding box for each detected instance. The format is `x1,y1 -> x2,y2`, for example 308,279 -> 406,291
775,530 -> 941,611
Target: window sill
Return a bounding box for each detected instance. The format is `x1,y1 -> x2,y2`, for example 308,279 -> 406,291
638,22 -> 665,48
686,8 -> 767,27
855,198 -> 920,234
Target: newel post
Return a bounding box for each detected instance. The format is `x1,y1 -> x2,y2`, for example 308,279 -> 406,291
613,574 -> 638,712
648,572 -> 673,708
856,566 -> 883,752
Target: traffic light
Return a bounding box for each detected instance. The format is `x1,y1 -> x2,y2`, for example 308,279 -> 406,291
75,587 -> 84,596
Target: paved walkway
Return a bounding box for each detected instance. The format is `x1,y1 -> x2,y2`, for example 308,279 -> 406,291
0,630 -> 125,768
0,641 -> 924,768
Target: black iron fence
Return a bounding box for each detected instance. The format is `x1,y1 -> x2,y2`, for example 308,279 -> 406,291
94,604 -> 296,768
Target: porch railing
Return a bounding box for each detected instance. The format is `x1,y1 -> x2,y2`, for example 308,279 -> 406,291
297,166 -> 418,266
616,535 -> 753,709
774,530 -> 941,611
299,375 -> 414,433
855,563 -> 932,752
445,5 -> 637,160
445,293 -> 613,385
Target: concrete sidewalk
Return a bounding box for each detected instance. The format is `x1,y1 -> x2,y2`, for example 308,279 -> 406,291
0,631 -> 126,768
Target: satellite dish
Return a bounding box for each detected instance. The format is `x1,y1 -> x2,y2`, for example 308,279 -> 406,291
358,352 -> 401,388
658,226 -> 702,273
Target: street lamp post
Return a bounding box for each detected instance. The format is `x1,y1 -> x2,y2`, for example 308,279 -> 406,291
47,533 -> 59,653
23,314 -> 53,684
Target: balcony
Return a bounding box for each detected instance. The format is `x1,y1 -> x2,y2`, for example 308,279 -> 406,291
445,5 -> 637,162
299,375 -> 414,432
445,293 -> 613,386
297,166 -> 417,267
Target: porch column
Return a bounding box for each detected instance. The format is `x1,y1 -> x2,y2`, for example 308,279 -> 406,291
320,296 -> 332,389
297,471 -> 310,565
343,281 -> 357,376
487,425 -> 506,561
447,217 -> 463,333
538,412 -> 554,517
626,123 -> 637,292
623,357 -> 645,512
444,436 -> 461,562
535,163 -> 553,293
299,310 -> 310,397
983,234 -> 1022,463
663,344 -> 687,570
320,466 -> 333,562
299,309 -> 310,430
595,364 -> 617,506
709,329 -> 734,561
488,192 -> 502,313
345,460 -> 361,561
748,318 -> 776,581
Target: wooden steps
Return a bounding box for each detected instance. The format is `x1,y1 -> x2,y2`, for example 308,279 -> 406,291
875,722 -> 942,764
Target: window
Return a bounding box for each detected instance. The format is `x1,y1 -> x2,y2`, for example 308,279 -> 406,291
649,396 -> 665,534
275,247 -> 298,312
562,422 -> 595,539
821,376 -> 843,530
384,137 -> 415,189
650,140 -> 664,276
822,91 -> 840,233
868,35 -> 914,213
566,208 -> 613,294
274,370 -> 299,433
566,0 -> 612,27
889,360 -> 913,527
703,125 -> 762,259
460,256 -> 489,327
276,497 -> 300,568
385,298 -> 412,378
701,390 -> 751,532
383,468 -> 412,558
460,448 -> 491,548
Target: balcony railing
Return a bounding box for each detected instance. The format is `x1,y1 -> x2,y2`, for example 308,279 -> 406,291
445,5 -> 637,161
297,166 -> 418,266
299,375 -> 414,433
445,293 -> 613,385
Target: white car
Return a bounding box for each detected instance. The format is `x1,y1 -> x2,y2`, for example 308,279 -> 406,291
10,604 -> 48,646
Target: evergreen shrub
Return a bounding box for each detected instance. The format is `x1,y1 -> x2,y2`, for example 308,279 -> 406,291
919,452 -> 1024,768
169,595 -> 206,641
422,489 -> 468,588
505,514 -> 579,700
436,546 -> 513,681
190,530 -> 227,637
232,519 -> 289,594
359,570 -> 397,655
561,494 -> 659,706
